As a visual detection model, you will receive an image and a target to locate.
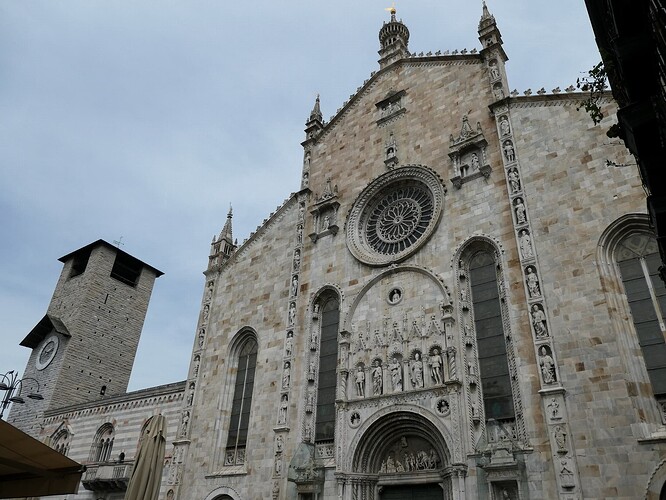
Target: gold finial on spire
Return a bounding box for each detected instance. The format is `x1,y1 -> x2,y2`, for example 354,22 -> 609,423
385,2 -> 396,18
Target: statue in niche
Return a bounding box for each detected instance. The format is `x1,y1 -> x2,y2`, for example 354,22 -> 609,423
296,224 -> 303,244
308,360 -> 316,381
322,214 -> 330,230
310,326 -> 318,348
180,411 -> 190,437
355,366 -> 366,397
531,304 -> 548,338
553,425 -> 567,452
559,459 -> 575,487
306,391 -> 315,412
272,481 -> 280,500
275,434 -> 284,453
526,267 -> 541,297
291,275 -> 299,297
514,197 -> 526,224
285,331 -> 293,357
547,397 -> 561,420
499,489 -> 511,500
192,355 -> 200,377
202,304 -> 209,321
288,302 -> 296,326
499,115 -> 510,136
411,352 -> 424,388
539,346 -> 557,384
278,394 -> 288,425
356,327 -> 366,351
508,168 -> 520,193
187,382 -> 195,406
494,84 -> 505,100
489,60 -> 500,80
519,229 -> 533,258
389,288 -> 402,304
282,362 -> 291,389
429,348 -> 444,384
205,283 -> 213,301
299,203 -> 305,222
389,357 -> 403,391
350,412 -> 361,426
392,321 -> 403,343
470,152 -> 480,171
274,456 -> 282,476
198,328 -> 205,348
503,140 -> 515,162
293,250 -> 301,271
302,171 -> 309,188
372,360 -> 383,395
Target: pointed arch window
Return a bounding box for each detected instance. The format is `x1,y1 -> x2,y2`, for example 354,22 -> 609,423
469,250 -> 515,420
615,232 -> 666,398
52,429 -> 71,456
315,295 -> 340,443
225,336 -> 257,465
90,423 -> 114,462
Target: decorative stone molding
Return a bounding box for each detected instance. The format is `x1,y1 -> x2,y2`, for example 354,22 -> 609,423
449,115 -> 491,188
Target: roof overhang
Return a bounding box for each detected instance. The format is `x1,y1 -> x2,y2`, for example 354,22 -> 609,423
0,420 -> 85,498
20,314 -> 70,349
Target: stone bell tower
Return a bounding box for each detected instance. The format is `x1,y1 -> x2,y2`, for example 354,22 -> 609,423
9,240 -> 162,436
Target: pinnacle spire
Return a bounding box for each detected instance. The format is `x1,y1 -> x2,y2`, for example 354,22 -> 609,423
220,205 -> 233,243
309,94 -> 322,123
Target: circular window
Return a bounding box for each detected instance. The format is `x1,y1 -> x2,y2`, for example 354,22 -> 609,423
346,166 -> 444,266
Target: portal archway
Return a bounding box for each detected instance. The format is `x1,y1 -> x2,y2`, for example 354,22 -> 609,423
343,408 -> 459,500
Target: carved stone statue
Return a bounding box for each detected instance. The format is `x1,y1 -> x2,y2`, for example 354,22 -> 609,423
308,360 -> 316,381
288,302 -> 296,326
278,394 -> 288,425
180,411 -> 190,437
293,250 -> 301,271
526,267 -> 541,297
429,349 -> 443,384
198,328 -> 205,348
282,362 -> 291,389
296,224 -> 303,244
503,140 -> 515,162
389,357 -> 403,391
553,424 -> 567,452
355,366 -> 365,397
411,352 -> 424,388
531,305 -> 548,338
372,360 -> 383,395
514,198 -> 526,224
275,434 -> 284,453
291,275 -> 299,297
500,116 -> 510,136
539,346 -> 556,384
470,153 -> 479,170
285,331 -> 293,357
547,397 -> 560,420
192,355 -> 200,377
519,229 -> 533,258
508,168 -> 520,193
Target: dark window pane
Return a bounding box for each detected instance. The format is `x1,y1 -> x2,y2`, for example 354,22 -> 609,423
470,251 -> 515,420
316,297 -> 339,442
227,337 -> 257,454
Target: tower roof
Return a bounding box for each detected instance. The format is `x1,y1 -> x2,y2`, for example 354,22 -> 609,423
378,7 -> 410,50
58,240 -> 164,277
308,95 -> 323,123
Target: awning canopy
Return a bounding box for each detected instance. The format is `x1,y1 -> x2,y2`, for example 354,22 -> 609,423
0,420 -> 84,498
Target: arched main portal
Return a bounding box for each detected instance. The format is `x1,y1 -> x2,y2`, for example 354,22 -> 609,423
344,409 -> 460,500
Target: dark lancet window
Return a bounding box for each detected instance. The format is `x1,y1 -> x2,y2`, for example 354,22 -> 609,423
226,337 -> 258,464
469,251 -> 515,420
90,423 -> 114,462
616,233 -> 666,397
315,296 -> 339,443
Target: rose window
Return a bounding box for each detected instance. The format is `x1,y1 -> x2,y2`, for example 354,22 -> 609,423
346,166 -> 444,266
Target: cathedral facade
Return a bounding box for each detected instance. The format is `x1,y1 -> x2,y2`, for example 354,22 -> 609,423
9,6 -> 666,500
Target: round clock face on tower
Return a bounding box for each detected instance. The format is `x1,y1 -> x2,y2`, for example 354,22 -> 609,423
35,335 -> 59,371
346,165 -> 445,266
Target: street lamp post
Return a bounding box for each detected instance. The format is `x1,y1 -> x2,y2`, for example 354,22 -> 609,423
0,370 -> 44,420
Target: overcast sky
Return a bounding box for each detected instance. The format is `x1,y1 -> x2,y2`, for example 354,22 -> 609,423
0,1 -> 601,394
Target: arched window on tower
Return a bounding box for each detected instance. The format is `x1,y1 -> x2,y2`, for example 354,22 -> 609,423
89,423 -> 115,462
225,334 -> 258,466
615,232 -> 666,404
469,250 -> 516,421
315,294 -> 340,443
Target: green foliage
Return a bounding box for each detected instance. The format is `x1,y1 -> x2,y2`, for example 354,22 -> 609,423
576,62 -> 608,125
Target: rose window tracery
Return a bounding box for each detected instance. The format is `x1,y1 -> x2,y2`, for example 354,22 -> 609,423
346,166 -> 444,266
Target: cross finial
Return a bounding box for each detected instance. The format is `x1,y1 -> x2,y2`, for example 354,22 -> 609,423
113,236 -> 125,248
